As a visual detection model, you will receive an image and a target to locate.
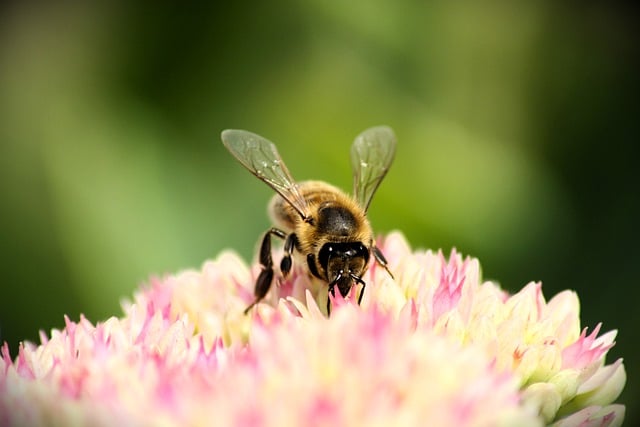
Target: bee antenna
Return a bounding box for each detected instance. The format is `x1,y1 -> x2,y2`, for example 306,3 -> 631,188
329,270 -> 343,287
349,273 -> 365,285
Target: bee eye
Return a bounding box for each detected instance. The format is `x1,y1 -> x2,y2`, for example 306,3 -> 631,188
318,243 -> 335,271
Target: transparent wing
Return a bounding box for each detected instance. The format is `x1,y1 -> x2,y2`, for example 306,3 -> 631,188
221,129 -> 309,219
351,126 -> 397,212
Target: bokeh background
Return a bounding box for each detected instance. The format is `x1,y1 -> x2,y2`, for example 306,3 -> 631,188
1,1 -> 638,422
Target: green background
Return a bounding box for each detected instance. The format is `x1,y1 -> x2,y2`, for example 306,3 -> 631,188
1,1 -> 637,422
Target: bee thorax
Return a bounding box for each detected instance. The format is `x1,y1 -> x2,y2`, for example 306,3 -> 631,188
316,204 -> 357,236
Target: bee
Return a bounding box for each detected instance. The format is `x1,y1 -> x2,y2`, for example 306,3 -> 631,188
221,126 -> 396,315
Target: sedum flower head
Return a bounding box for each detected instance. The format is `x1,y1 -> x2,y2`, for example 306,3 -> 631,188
0,232 -> 625,426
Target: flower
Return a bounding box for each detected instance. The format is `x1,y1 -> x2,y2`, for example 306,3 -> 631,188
0,232 -> 626,426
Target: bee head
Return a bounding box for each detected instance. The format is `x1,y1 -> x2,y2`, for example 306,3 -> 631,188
318,242 -> 369,297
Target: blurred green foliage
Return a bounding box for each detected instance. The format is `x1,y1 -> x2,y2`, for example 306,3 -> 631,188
1,1 -> 638,421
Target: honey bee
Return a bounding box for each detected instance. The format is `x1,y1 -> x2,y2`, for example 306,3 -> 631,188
221,126 -> 396,315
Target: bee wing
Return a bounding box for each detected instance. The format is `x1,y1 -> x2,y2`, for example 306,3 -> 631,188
221,129 -> 309,219
350,126 -> 396,212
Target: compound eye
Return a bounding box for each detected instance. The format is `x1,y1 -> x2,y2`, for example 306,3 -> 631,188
318,243 -> 335,272
355,244 -> 369,262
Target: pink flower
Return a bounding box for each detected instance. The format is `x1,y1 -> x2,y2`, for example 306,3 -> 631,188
0,232 -> 626,426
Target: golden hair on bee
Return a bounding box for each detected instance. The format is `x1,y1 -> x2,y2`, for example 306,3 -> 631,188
221,127 -> 396,315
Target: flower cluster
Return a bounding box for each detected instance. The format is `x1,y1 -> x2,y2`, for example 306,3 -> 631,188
0,232 -> 625,426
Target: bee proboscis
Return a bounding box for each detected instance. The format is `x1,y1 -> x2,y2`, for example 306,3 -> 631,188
221,126 -> 396,314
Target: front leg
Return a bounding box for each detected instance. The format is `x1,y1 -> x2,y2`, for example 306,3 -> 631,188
244,228 -> 286,314
327,282 -> 337,316
372,245 -> 394,279
349,274 -> 366,305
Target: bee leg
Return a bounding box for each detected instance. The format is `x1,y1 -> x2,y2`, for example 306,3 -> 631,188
372,245 -> 394,279
244,228 -> 286,314
349,274 -> 366,305
280,233 -> 298,277
326,272 -> 344,316
306,253 -> 322,279
327,283 -> 337,316
244,269 -> 273,314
